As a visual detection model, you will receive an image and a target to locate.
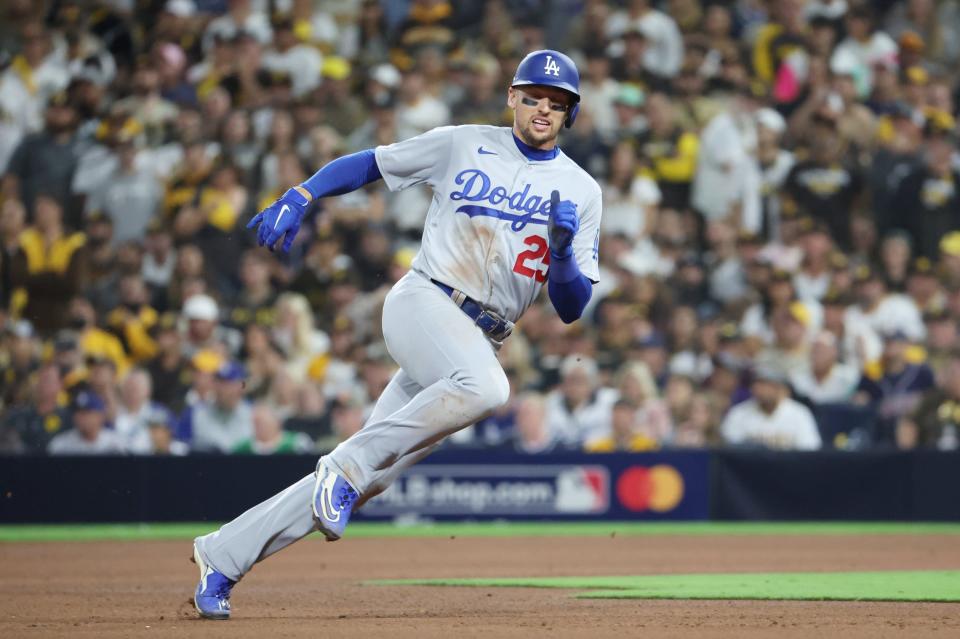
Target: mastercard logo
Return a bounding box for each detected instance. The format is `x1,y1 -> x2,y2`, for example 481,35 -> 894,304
616,465 -> 685,513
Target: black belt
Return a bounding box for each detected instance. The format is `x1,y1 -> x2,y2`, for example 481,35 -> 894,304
431,279 -> 513,342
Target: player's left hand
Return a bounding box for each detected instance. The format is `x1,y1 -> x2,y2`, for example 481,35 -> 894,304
548,190 -> 579,259
246,187 -> 311,252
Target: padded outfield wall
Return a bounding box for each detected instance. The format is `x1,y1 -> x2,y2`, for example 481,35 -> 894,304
1,450 -> 959,523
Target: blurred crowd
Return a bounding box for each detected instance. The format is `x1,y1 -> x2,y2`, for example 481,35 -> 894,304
0,0 -> 959,457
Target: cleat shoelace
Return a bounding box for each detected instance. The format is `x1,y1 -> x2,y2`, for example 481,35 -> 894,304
338,485 -> 358,510
207,574 -> 235,600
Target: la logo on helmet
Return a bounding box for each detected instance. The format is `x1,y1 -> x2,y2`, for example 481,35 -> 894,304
543,55 -> 561,77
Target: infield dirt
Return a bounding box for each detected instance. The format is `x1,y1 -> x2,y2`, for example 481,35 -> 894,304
2,533 -> 959,638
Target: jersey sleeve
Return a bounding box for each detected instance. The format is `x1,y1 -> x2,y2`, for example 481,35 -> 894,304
572,190 -> 602,283
374,126 -> 455,192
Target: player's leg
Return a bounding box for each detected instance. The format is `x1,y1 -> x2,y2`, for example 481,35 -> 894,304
322,270 -> 510,496
193,368 -> 422,583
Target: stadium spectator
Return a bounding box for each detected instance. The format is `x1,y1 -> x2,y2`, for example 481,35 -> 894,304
783,114 -> 864,250
692,84 -> 761,229
752,0 -> 808,86
794,221 -> 834,302
318,57 -> 367,136
756,302 -> 814,379
820,288 -> 881,366
885,1 -> 960,71
599,140 -> 661,242
878,230 -> 914,292
610,83 -> 647,137
508,392 -> 557,454
233,402 -> 313,454
144,404 -> 188,456
905,257 -> 942,315
106,273 -> 159,363
114,368 -> 158,454
830,5 -> 898,100
261,15 -> 322,99
790,330 -> 860,404
545,355 -> 617,447
319,394 -> 364,452
228,249 -> 277,329
0,22 -> 70,172
9,195 -> 86,335
924,308 -> 959,374
672,391 -> 723,447
754,108 -> 794,241
79,212 -> 116,308
65,296 -> 128,377
846,264 -> 926,343
585,398 -> 658,452
84,129 -> 162,245
720,367 -> 822,450
889,112 -> 960,260
180,360 -> 253,453
854,328 -> 935,443
0,319 -> 39,407
181,293 -> 241,358
613,361 -> 671,441
202,0 -> 272,52
578,49 -> 619,140
606,0 -> 684,81
637,92 -> 699,211
452,54 -> 505,127
84,354 -> 120,424
632,332 -> 670,388
141,221 -> 177,306
898,349 -> 960,450
0,363 -> 68,454
145,312 -> 190,414
48,389 -> 124,455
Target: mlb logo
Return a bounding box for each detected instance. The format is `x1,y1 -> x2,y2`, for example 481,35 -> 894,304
555,466 -> 609,513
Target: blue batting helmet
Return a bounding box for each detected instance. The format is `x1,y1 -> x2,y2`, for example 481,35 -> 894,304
511,49 -> 581,128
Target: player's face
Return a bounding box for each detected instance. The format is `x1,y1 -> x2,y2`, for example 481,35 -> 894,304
508,86 -> 572,149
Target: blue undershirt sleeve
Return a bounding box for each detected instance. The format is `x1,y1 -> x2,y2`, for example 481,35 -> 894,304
300,149 -> 383,200
547,251 -> 593,324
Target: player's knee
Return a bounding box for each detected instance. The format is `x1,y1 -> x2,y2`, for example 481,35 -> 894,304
474,369 -> 510,414
452,368 -> 510,415
490,370 -> 511,409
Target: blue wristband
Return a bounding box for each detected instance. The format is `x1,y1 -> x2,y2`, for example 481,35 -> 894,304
548,250 -> 581,283
547,251 -> 591,323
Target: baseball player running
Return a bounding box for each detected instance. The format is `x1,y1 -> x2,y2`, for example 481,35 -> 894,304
192,49 -> 602,619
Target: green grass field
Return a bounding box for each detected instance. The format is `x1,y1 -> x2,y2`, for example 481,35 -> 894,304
374,571 -> 960,602
1,521 -> 960,542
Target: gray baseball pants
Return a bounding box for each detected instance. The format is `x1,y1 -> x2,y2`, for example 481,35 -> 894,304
195,271 -> 510,581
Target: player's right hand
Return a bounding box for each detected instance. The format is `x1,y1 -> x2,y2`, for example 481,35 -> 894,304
547,189 -> 579,259
246,186 -> 311,252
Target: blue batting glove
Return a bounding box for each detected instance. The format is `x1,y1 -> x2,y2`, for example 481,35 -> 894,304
548,189 -> 579,259
246,186 -> 312,252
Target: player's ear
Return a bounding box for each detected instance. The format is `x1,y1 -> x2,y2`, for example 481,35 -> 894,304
507,87 -> 517,109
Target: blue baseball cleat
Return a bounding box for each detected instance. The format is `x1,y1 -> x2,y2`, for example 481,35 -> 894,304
193,544 -> 236,620
312,460 -> 359,541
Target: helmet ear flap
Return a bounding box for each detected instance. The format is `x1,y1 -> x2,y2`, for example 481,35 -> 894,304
565,102 -> 580,128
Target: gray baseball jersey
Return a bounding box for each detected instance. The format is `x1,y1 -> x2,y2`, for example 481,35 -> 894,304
375,125 -> 602,321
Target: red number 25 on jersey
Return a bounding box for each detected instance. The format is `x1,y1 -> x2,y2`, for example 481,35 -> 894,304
512,235 -> 550,283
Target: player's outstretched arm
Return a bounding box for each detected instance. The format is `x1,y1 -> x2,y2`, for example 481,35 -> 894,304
247,149 -> 383,252
546,190 -> 592,323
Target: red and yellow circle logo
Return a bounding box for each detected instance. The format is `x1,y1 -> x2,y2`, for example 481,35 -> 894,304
616,465 -> 685,513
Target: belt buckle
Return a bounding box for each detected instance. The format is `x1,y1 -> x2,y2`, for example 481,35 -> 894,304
476,308 -> 513,342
